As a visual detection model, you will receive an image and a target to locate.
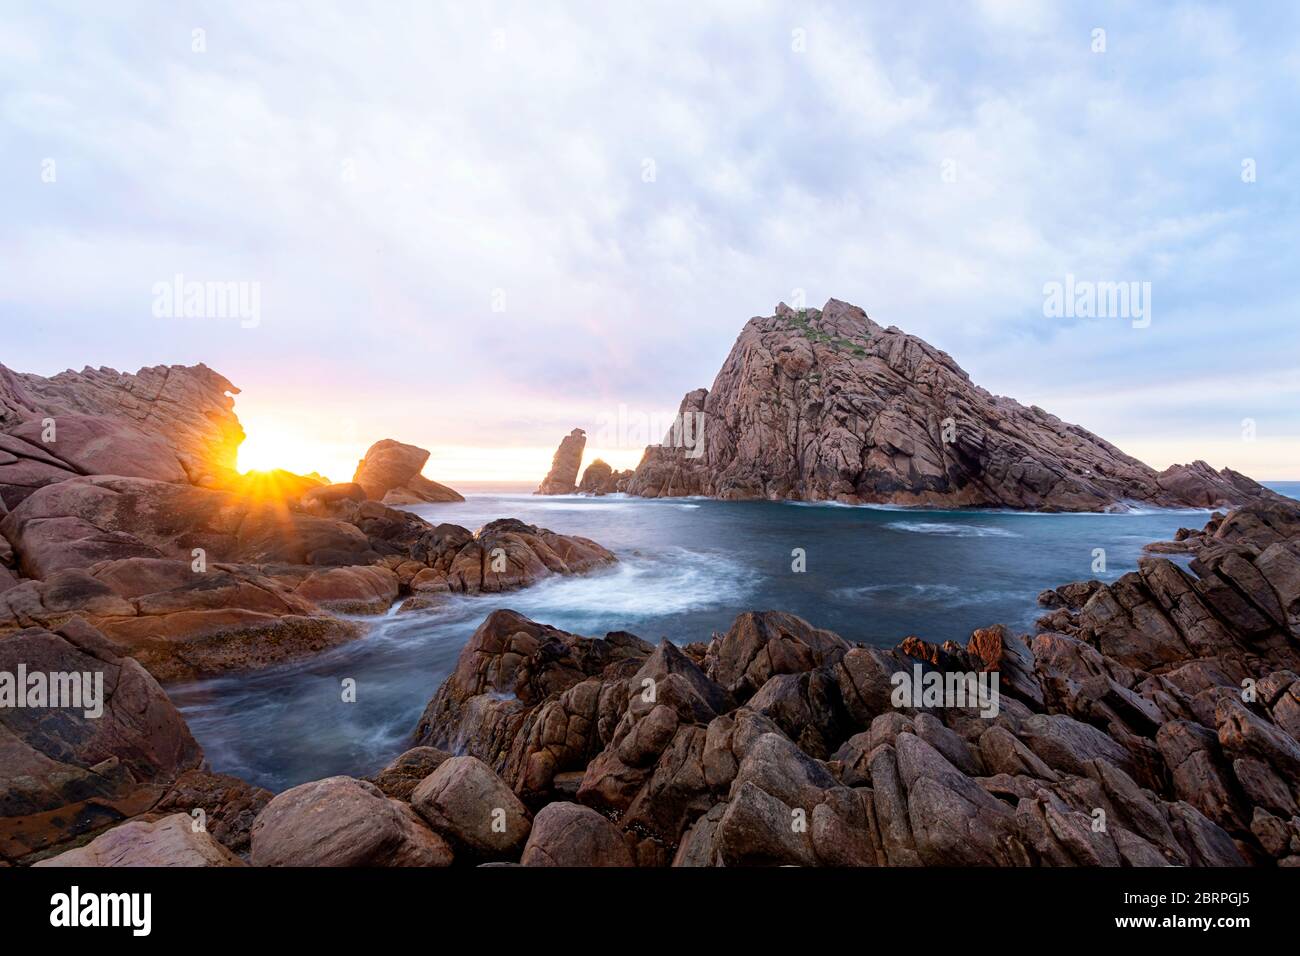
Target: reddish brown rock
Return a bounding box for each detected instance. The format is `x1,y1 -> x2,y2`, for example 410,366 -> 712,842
578,459 -> 632,495
251,776 -> 453,867
625,299 -> 1282,511
34,813 -> 244,867
535,428 -> 586,495
0,618 -> 203,864
519,802 -> 633,866
352,439 -> 463,503
410,756 -> 531,858
1,362 -> 243,487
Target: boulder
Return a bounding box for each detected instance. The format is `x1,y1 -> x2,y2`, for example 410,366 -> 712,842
535,429 -> 586,495
410,756 -> 531,858
34,813 -> 244,867
519,802 -> 633,866
352,439 -> 463,503
0,619 -> 203,863
250,776 -> 453,867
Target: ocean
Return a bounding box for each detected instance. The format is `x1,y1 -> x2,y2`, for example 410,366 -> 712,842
170,481 -> 1300,791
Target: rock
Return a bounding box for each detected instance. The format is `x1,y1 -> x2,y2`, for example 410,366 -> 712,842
7,413 -> 187,485
578,459 -> 632,495
1,478 -> 614,679
299,482 -> 367,515
410,756 -> 531,858
1018,713 -> 1138,781
369,747 -> 453,800
352,439 -> 463,503
152,769 -> 272,857
715,781 -> 818,867
414,611 -> 650,799
1,362 -> 243,489
0,619 -> 203,863
34,813 -> 244,867
289,565 -> 400,614
706,610 -> 850,700
251,776 -> 453,867
535,428 -> 586,495
519,802 -> 634,866
624,299 -> 1281,510
894,732 -> 1020,866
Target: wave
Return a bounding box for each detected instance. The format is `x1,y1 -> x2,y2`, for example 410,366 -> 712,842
832,582 -> 1025,604
404,546 -> 759,636
884,521 -> 1020,538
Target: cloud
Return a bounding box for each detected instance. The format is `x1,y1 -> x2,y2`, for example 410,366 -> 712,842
2,0 -> 1297,478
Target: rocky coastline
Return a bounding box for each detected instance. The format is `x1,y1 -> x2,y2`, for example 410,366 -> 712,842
3,355 -> 1298,868
7,497 -> 1299,867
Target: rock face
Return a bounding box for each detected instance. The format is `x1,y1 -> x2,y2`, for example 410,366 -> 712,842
0,618 -> 204,864
352,439 -> 464,504
578,459 -> 633,496
625,299 -> 1284,511
1,362 -> 244,493
536,428 -> 586,495
34,813 -> 244,867
408,498 -> 1300,866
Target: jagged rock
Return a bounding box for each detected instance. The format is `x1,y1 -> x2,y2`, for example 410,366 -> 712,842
352,439 -> 463,503
34,813 -> 244,867
394,500 -> 1300,868
0,618 -> 203,863
895,732 -> 1021,865
369,747 -> 452,800
519,802 -> 633,866
414,610 -> 650,798
251,776 -> 452,867
152,769 -> 272,858
715,781 -> 818,866
1,361 -> 243,489
535,429 -> 586,495
706,610 -> 850,700
624,299 -> 1281,510
577,459 -> 632,495
1,480 -> 614,679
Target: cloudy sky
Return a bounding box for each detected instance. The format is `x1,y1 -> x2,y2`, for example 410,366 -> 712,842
3,1 -> 1297,482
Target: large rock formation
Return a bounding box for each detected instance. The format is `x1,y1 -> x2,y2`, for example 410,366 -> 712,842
352,439 -> 463,504
625,299 -> 1284,511
408,498 -> 1300,867
1,362 -> 244,494
578,458 -> 633,495
0,477 -> 615,681
0,362 -> 614,682
535,428 -> 586,495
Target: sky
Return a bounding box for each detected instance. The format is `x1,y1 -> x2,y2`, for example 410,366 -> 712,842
2,1 -> 1297,483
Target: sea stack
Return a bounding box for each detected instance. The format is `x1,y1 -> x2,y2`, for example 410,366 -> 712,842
626,299 -> 1285,512
535,428 -> 586,495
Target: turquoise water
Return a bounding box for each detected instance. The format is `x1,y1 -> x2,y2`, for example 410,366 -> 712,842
171,484 -> 1297,791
